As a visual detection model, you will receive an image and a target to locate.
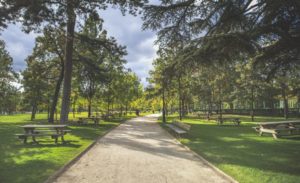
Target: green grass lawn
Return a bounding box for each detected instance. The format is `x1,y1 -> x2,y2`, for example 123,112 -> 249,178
0,112 -> 139,183
162,114 -> 300,183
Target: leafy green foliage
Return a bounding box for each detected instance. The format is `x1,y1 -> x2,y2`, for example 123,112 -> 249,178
143,0 -> 300,76
0,40 -> 19,114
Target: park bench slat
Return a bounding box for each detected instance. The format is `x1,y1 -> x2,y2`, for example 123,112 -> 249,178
165,124 -> 187,134
33,130 -> 71,134
165,121 -> 191,137
173,121 -> 191,131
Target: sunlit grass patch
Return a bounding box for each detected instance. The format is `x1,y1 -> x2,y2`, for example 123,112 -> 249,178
160,114 -> 300,183
0,113 -> 130,183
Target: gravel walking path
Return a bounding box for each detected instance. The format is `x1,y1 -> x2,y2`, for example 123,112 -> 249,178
52,114 -> 234,183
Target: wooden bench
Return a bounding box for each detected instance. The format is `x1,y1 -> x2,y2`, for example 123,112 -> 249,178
217,117 -> 241,126
253,121 -> 300,139
16,125 -> 71,144
165,121 -> 191,136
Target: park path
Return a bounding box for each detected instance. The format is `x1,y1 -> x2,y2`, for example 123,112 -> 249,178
52,114 -> 234,183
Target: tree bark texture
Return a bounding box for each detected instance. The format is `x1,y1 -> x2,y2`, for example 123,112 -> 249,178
60,1 -> 76,123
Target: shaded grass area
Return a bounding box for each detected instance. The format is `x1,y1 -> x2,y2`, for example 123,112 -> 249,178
0,112 -> 138,183
161,114 -> 300,183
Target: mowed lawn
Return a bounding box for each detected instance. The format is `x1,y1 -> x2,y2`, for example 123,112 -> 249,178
0,113 -> 137,183
163,114 -> 300,183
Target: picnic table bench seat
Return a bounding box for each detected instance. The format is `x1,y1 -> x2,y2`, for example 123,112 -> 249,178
165,121 -> 191,136
33,129 -> 71,134
16,133 -> 66,143
16,124 -> 71,144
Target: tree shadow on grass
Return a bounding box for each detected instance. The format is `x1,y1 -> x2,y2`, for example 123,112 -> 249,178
183,122 -> 300,177
0,158 -> 60,183
17,140 -> 81,148
0,119 -> 108,183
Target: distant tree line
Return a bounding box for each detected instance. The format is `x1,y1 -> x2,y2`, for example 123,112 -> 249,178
142,0 -> 300,121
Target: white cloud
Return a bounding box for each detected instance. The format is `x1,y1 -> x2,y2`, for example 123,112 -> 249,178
0,9 -> 158,87
0,23 -> 38,71
100,8 -> 158,86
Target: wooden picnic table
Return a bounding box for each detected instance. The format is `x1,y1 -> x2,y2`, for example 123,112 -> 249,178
216,117 -> 241,126
17,124 -> 70,144
101,113 -> 114,120
253,121 -> 300,139
78,117 -> 101,125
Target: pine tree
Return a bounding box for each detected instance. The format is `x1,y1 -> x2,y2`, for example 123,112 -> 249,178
1,0 -> 146,122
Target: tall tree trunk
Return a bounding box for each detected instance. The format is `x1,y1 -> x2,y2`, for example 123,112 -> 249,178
49,64 -> 64,123
208,101 -> 212,120
181,99 -> 185,118
218,84 -> 222,118
178,77 -> 182,120
120,105 -> 123,117
72,100 -> 76,118
60,1 -> 76,123
31,102 -> 37,121
281,83 -> 289,119
73,93 -> 78,118
162,86 -> 166,123
179,97 -> 182,120
125,103 -> 128,116
165,102 -> 168,116
297,94 -> 300,117
219,101 -> 223,118
107,101 -> 110,114
55,109 -> 58,122
251,85 -> 255,122
88,98 -> 92,117
47,100 -> 50,120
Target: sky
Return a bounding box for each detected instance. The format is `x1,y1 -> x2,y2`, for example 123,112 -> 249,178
0,7 -> 158,86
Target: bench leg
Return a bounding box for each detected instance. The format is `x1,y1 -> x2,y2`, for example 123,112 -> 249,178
272,133 -> 278,139
23,137 -> 27,144
32,136 -> 38,144
259,131 -> 263,136
61,136 -> 65,143
54,137 -> 58,144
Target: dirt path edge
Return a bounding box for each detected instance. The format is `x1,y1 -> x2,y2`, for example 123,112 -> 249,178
44,121 -> 124,183
161,123 -> 239,183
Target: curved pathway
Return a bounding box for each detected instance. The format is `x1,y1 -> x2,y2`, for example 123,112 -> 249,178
52,114 -> 234,183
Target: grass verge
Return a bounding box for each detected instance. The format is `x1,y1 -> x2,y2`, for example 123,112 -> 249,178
160,114 -> 300,183
0,112 -> 138,183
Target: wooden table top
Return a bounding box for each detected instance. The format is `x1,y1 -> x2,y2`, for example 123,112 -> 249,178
21,124 -> 67,128
257,121 -> 300,125
79,117 -> 101,119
